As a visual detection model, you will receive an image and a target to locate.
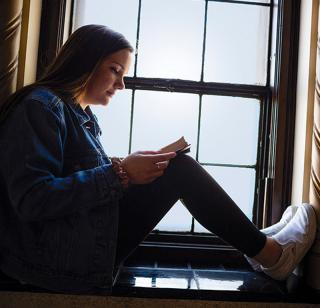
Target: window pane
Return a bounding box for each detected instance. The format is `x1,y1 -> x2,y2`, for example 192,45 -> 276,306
155,201 -> 192,232
137,0 -> 205,80
155,277 -> 189,289
204,2 -> 269,85
73,0 -> 139,76
199,96 -> 260,165
132,90 -> 199,232
131,91 -> 199,157
194,166 -> 256,233
91,90 -> 132,157
233,0 -> 270,3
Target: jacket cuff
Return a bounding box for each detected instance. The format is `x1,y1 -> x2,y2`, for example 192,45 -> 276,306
96,164 -> 124,201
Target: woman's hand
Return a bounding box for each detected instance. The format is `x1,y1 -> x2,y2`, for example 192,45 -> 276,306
120,151 -> 176,184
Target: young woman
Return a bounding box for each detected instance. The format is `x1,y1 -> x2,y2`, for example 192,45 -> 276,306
0,24 -> 317,294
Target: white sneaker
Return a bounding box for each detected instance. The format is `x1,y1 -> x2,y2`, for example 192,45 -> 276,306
259,205 -> 299,236
245,205 -> 298,271
262,203 -> 317,280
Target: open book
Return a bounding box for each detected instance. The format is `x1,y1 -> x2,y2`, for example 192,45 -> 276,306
159,136 -> 191,155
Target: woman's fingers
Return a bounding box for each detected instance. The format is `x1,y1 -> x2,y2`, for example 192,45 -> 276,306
145,170 -> 165,183
120,151 -> 177,184
150,152 -> 176,164
138,150 -> 161,155
155,160 -> 169,170
144,161 -> 170,183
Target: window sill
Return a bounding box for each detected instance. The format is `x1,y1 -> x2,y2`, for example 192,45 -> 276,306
112,265 -> 320,304
1,266 -> 319,305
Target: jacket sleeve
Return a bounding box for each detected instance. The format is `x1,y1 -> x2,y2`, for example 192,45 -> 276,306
1,99 -> 123,222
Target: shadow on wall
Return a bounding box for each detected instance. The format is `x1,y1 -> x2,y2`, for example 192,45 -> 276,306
0,0 -> 23,106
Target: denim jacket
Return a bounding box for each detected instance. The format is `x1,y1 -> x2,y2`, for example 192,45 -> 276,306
0,88 -> 123,293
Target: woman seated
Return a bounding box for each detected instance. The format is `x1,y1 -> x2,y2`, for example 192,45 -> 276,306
0,25 -> 316,294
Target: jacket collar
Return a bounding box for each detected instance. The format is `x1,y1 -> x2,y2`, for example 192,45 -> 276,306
68,101 -> 102,137
68,101 -> 91,126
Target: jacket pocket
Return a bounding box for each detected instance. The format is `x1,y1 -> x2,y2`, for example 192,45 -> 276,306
38,219 -> 77,273
38,221 -> 60,270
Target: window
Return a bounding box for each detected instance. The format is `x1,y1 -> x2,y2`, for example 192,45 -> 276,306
37,0 -> 299,259
72,0 -> 271,233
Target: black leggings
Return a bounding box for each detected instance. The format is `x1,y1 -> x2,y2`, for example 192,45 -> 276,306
115,155 -> 266,266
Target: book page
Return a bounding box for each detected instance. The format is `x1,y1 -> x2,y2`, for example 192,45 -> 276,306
159,136 -> 190,154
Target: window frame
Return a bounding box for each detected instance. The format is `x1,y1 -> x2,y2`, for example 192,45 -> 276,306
37,0 -> 300,265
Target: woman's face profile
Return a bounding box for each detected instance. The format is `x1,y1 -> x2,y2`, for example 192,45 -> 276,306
79,48 -> 132,108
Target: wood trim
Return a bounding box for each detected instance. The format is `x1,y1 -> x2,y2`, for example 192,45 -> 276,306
0,0 -> 23,104
269,0 -> 301,224
17,0 -> 42,88
36,0 -> 67,78
124,77 -> 268,98
17,0 -> 31,89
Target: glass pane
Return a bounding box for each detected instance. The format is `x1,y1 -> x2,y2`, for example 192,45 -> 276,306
73,0 -> 139,76
269,3 -> 278,87
204,2 -> 269,85
194,166 -> 256,233
132,90 -> 198,232
91,90 -> 132,157
155,277 -> 189,289
155,201 -> 192,232
233,0 -> 270,3
199,96 -> 260,165
137,0 -> 205,80
197,277 -> 243,291
131,91 -> 199,157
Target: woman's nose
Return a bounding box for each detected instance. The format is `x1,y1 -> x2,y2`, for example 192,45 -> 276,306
116,77 -> 125,90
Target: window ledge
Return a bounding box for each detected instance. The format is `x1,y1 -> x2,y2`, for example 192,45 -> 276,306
0,267 -> 319,306
112,266 -> 319,304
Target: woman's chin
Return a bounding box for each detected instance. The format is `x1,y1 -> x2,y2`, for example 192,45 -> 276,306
100,96 -> 111,106
87,95 -> 111,106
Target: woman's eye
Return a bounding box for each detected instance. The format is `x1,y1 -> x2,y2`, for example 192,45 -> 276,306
111,67 -> 119,74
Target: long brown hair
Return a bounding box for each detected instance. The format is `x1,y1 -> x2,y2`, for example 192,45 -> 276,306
0,24 -> 133,123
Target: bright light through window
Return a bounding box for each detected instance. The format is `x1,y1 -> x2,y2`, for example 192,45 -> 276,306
73,0 -> 271,233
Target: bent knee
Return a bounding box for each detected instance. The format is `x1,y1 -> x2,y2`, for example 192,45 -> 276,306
168,154 -> 199,173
